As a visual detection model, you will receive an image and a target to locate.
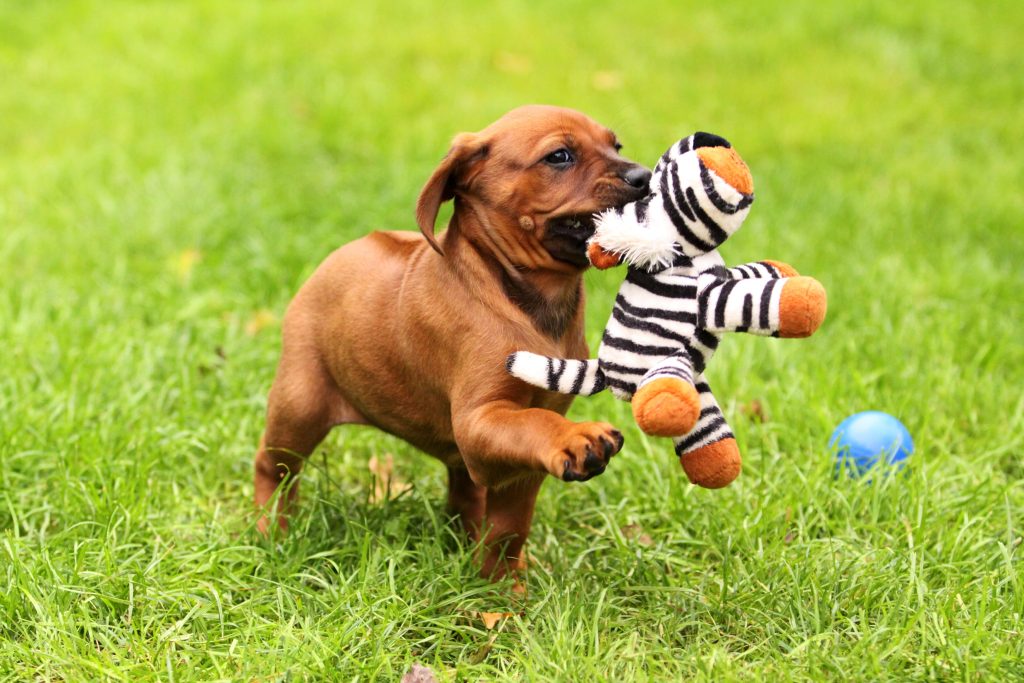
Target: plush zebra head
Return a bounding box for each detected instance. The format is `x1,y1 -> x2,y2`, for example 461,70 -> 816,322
592,132 -> 755,270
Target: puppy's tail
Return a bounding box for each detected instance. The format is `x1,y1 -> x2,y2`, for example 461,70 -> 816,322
505,352 -> 606,396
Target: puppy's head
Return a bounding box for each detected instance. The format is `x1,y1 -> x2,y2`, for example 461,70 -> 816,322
416,105 -> 651,270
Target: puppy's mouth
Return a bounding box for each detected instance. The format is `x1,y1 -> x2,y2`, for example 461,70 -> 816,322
542,213 -> 599,268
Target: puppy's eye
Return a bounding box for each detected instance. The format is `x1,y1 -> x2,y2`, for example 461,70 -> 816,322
544,148 -> 575,166
613,142 -> 623,152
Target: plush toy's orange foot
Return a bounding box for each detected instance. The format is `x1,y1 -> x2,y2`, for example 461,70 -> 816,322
631,377 -> 700,437
587,242 -> 622,270
778,276 -> 827,338
680,437 -> 741,488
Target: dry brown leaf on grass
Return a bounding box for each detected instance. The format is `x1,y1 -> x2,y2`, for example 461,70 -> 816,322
783,506 -> 795,543
368,453 -> 412,503
740,399 -> 767,423
477,611 -> 515,630
621,523 -> 654,547
467,611 -> 515,664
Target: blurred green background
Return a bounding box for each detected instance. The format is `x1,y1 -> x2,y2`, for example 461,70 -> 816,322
1,0 -> 1022,680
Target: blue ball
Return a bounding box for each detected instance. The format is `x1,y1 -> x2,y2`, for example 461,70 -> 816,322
830,411 -> 913,477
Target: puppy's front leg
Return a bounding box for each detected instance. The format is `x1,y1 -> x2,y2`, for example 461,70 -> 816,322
452,397 -> 624,488
452,394 -> 623,582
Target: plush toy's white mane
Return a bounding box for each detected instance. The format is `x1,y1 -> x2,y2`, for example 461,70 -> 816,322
591,207 -> 680,272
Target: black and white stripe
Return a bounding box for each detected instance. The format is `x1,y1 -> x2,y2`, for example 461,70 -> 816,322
729,261 -> 785,280
506,353 -> 606,396
673,377 -> 734,455
639,350 -> 693,387
696,273 -> 786,337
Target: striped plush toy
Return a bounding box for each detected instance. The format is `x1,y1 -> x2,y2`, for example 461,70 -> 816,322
507,132 -> 827,488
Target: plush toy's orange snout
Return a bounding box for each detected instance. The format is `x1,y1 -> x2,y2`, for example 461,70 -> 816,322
587,241 -> 622,270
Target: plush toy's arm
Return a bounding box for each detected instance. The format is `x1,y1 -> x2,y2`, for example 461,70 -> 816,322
697,272 -> 827,338
727,260 -> 800,280
506,352 -> 607,396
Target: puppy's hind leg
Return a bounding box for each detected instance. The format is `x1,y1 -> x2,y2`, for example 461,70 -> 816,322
254,353 -> 364,534
447,465 -> 487,541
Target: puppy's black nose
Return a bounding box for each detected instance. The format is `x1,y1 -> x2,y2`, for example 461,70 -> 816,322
620,165 -> 652,189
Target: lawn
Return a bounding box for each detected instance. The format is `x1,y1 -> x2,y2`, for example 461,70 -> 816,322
2,0 -> 1022,679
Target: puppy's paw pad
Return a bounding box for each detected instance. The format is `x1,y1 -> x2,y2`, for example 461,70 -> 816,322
556,422 -> 623,482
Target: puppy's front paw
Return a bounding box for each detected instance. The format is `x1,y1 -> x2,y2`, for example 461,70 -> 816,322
553,422 -> 624,482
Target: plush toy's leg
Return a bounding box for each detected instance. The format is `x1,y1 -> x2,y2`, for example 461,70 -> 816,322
673,377 -> 741,488
699,274 -> 826,339
631,351 -> 700,437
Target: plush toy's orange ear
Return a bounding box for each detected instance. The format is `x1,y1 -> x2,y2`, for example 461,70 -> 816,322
695,146 -> 754,195
415,133 -> 487,256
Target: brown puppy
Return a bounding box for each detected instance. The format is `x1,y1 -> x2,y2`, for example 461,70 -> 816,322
254,105 -> 651,579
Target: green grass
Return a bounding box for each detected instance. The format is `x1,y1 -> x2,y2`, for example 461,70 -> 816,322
2,0 -> 1023,679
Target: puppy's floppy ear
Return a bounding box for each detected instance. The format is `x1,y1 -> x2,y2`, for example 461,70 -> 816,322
416,133 -> 487,255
